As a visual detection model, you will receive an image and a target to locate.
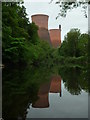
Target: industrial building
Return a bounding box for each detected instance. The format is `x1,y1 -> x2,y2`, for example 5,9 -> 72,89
49,27 -> 61,48
31,14 -> 61,48
31,14 -> 51,45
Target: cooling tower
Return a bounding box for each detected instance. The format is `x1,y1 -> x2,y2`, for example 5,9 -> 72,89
31,14 -> 49,29
32,94 -> 49,108
49,26 -> 61,48
31,14 -> 51,45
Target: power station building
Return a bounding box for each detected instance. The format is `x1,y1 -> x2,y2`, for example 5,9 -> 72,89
31,14 -> 61,48
31,14 -> 51,45
49,25 -> 61,48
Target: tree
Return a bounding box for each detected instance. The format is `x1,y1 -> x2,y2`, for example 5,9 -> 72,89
49,0 -> 89,19
78,33 -> 88,56
27,22 -> 39,44
67,29 -> 81,57
2,2 -> 55,66
59,38 -> 68,56
2,2 -> 33,64
59,28 -> 81,57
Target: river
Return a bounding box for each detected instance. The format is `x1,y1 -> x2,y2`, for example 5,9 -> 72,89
2,65 -> 89,119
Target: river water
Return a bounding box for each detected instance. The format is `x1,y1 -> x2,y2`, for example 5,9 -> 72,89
2,66 -> 89,119
26,80 -> 88,118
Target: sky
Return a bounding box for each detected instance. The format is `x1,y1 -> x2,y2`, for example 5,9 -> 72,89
23,1 -> 88,42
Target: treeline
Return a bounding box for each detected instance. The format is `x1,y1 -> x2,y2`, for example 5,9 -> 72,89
58,29 -> 88,66
2,2 -> 88,67
2,2 -> 55,66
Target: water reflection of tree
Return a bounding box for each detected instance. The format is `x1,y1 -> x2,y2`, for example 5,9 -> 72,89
3,65 -> 88,119
2,67 -> 38,120
59,66 -> 88,95
2,66 -> 55,119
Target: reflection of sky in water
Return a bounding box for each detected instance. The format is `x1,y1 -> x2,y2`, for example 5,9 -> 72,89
26,80 -> 88,118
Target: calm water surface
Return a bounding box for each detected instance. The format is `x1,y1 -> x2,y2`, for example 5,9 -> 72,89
3,66 -> 88,119
26,79 -> 88,118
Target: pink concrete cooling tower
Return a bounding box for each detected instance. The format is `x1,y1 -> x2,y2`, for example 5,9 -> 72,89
31,14 -> 51,45
31,14 -> 49,30
49,26 -> 61,48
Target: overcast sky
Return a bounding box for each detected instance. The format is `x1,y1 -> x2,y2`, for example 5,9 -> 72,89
24,1 -> 88,42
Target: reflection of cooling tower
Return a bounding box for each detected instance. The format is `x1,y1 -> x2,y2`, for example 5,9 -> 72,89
49,27 -> 61,48
50,75 -> 61,93
32,82 -> 51,108
32,94 -> 49,108
31,14 -> 51,45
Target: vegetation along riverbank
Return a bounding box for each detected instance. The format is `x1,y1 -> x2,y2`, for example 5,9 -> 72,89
2,2 -> 88,68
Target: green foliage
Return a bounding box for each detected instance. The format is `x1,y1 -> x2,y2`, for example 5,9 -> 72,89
58,29 -> 88,67
78,33 -> 88,56
3,37 -> 27,63
59,66 -> 88,95
66,29 -> 80,57
2,2 -> 29,64
2,2 -> 53,66
3,65 -> 55,119
59,28 -> 88,58
2,2 -> 88,67
27,22 -> 39,44
3,64 -> 89,119
51,1 -> 88,19
59,40 -> 68,56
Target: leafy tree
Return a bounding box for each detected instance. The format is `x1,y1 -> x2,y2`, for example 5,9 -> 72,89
67,29 -> 81,57
59,29 -> 81,57
59,39 -> 68,56
27,22 -> 39,44
49,0 -> 89,19
2,2 -> 55,66
78,33 -> 88,56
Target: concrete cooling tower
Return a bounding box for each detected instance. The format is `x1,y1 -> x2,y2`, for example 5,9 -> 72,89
31,14 -> 51,45
31,14 -> 49,29
49,25 -> 61,48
